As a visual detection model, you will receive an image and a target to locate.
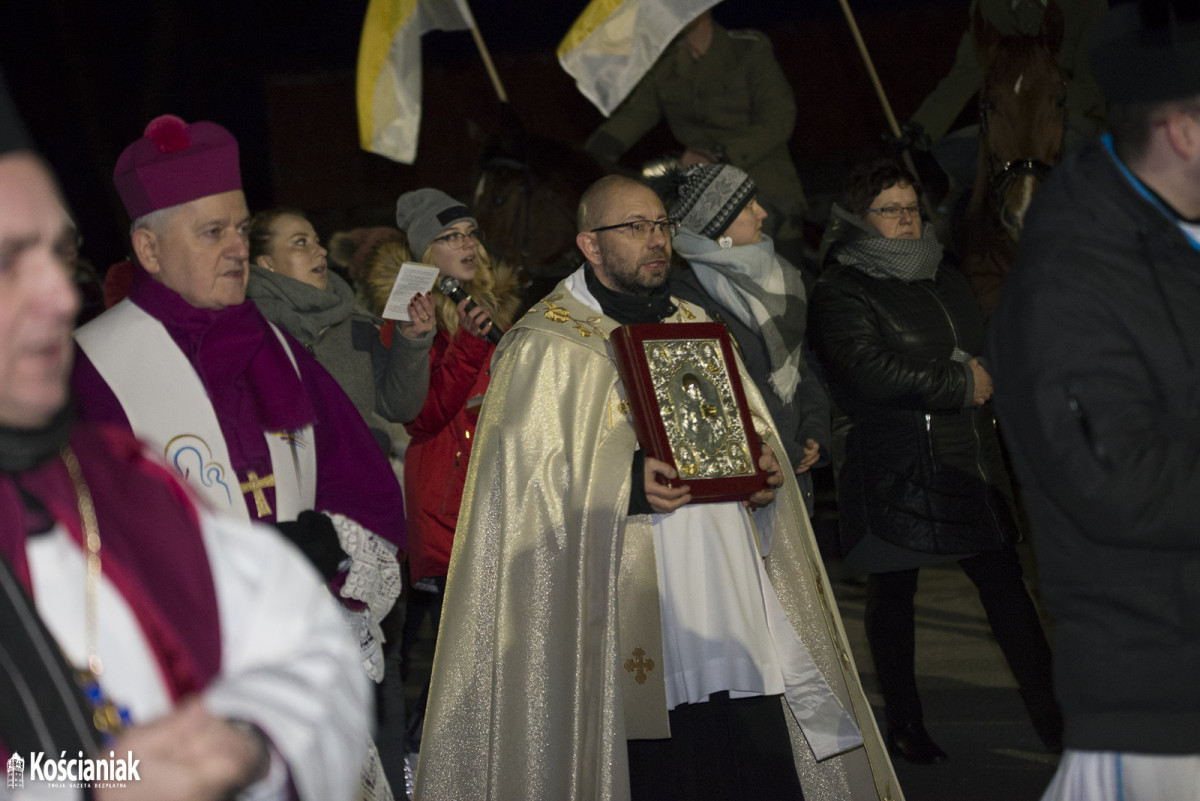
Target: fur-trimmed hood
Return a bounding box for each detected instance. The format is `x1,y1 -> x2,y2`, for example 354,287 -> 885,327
365,240 -> 523,336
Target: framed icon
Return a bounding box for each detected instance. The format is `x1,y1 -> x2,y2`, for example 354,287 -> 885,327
612,322 -> 766,503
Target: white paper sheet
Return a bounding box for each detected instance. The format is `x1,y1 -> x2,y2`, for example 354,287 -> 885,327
381,262 -> 440,321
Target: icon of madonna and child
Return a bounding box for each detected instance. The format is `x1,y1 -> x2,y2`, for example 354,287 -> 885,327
647,340 -> 755,480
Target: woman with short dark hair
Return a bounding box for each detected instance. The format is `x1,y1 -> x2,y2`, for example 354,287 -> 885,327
809,158 -> 1061,764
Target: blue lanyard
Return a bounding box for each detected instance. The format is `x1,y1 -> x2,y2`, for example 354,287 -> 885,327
1101,133 -> 1200,254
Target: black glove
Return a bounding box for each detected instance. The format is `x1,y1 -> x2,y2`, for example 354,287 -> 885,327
274,511 -> 348,581
883,120 -> 932,152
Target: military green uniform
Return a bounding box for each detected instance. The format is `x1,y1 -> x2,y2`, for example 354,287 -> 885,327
586,23 -> 807,253
910,0 -> 1108,144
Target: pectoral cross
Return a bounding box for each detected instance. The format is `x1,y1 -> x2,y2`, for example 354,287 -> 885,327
239,470 -> 275,518
76,669 -> 131,743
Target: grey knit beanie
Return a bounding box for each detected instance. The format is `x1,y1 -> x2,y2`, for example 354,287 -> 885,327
394,188 -> 477,257
667,164 -> 756,239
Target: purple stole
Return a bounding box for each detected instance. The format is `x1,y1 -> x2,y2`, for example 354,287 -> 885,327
73,270 -> 316,523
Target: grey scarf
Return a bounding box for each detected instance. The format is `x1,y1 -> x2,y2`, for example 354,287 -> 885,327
827,206 -> 971,363
246,265 -> 360,344
829,204 -> 944,283
673,228 -> 807,401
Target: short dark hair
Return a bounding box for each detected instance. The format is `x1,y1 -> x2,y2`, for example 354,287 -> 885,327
841,158 -> 922,218
1108,98 -> 1181,163
247,207 -> 307,263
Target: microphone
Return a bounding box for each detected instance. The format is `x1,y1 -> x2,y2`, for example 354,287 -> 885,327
438,275 -> 503,345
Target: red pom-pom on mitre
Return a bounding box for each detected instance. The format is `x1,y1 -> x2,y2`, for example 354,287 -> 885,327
144,115 -> 191,154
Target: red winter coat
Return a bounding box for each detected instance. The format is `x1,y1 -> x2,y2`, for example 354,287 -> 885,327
403,326 -> 493,583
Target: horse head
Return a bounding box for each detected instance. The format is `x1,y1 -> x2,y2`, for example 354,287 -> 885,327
469,107 -> 605,286
972,0 -> 1067,243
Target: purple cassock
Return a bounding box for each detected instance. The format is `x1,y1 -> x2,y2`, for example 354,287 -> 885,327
71,269 -> 406,551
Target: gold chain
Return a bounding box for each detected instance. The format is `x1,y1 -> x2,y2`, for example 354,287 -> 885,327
60,443 -> 104,677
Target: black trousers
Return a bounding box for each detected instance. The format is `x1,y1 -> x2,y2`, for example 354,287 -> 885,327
399,575 -> 445,752
627,692 -> 804,801
863,546 -> 1061,741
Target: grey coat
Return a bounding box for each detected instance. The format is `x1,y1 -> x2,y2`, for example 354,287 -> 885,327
247,266 -> 432,452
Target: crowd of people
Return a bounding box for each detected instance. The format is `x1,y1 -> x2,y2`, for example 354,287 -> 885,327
1,1 -> 1198,800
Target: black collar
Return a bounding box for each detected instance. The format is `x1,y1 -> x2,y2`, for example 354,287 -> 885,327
0,401 -> 74,474
584,267 -> 677,325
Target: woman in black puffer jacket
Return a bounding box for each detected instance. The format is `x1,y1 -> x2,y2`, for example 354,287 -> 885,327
809,158 -> 1061,764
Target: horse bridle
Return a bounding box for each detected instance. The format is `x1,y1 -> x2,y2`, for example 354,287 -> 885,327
986,156 -> 1054,207
978,88 -> 1066,215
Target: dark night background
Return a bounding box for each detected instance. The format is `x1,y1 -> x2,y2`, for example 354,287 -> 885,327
0,0 -> 967,272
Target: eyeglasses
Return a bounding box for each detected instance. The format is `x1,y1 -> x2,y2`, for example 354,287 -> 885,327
432,229 -> 483,249
866,205 -> 921,220
589,218 -> 679,239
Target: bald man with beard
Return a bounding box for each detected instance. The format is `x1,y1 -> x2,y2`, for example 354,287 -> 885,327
413,176 -> 901,801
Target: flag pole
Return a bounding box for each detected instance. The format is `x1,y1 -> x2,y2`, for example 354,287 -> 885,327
456,0 -> 508,103
836,0 -> 901,138
836,0 -> 939,223
469,25 -> 508,103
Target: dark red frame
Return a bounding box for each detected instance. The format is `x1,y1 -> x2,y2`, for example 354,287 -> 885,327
612,322 -> 767,504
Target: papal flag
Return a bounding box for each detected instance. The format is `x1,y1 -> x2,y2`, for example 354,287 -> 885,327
357,0 -> 475,164
557,0 -> 721,117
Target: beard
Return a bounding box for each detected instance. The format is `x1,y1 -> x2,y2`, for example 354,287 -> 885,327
605,248 -> 672,297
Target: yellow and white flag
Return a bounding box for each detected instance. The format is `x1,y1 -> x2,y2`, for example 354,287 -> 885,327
357,0 -> 475,164
557,0 -> 721,117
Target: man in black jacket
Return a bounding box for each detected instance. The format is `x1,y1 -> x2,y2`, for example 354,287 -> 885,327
988,2 -> 1200,797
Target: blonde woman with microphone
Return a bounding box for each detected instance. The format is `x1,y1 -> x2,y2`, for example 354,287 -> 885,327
366,189 -> 521,745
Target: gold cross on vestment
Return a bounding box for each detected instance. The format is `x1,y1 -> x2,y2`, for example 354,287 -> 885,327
624,646 -> 655,686
239,470 -> 275,517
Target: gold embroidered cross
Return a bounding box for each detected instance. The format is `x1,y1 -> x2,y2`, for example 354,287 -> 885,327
624,646 -> 655,685
239,470 -> 275,517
